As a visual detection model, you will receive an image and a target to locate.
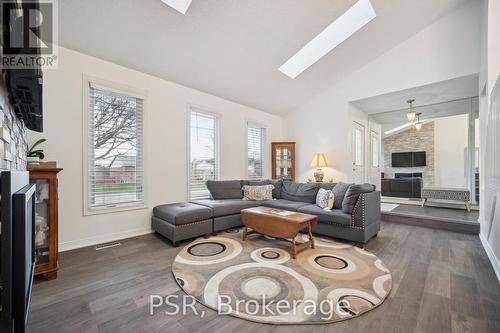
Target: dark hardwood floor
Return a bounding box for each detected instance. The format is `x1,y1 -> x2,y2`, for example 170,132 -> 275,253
382,204 -> 480,234
28,221 -> 500,333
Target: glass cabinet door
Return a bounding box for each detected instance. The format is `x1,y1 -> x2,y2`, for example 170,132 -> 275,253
272,142 -> 295,181
32,179 -> 50,265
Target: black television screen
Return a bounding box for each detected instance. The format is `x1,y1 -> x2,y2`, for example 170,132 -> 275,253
13,183 -> 36,332
392,152 -> 426,167
0,171 -> 30,333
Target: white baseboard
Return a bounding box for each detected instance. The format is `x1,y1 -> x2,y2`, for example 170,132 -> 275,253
479,232 -> 500,283
59,227 -> 154,252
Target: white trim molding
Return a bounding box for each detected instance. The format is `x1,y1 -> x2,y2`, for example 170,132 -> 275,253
479,233 -> 500,284
59,227 -> 153,252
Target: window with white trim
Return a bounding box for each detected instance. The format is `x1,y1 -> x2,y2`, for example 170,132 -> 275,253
86,82 -> 144,213
189,108 -> 219,199
247,124 -> 266,180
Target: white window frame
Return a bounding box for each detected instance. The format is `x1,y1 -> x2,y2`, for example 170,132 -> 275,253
246,121 -> 267,180
187,104 -> 221,200
370,130 -> 379,168
82,75 -> 148,215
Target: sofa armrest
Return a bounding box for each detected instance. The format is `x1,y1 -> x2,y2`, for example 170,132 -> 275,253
352,191 -> 381,229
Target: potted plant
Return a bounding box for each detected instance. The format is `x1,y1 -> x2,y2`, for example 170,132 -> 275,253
27,138 -> 46,163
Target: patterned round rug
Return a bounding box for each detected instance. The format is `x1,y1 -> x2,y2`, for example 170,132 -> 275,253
172,229 -> 392,324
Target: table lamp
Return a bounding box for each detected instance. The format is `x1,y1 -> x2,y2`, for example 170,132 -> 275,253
311,153 -> 328,182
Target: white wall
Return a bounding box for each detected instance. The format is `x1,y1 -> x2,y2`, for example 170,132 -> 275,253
434,114 -> 468,188
283,0 -> 481,183
28,47 -> 283,251
479,0 -> 500,281
488,0 -> 500,96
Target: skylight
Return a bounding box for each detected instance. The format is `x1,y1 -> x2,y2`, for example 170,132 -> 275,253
161,0 -> 192,15
278,0 -> 376,79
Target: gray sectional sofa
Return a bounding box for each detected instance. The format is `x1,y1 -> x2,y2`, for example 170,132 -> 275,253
152,179 -> 380,246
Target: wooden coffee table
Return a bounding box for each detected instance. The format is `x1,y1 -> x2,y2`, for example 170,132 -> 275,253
241,207 -> 318,259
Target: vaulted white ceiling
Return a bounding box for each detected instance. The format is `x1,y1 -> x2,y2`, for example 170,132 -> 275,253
58,0 -> 470,114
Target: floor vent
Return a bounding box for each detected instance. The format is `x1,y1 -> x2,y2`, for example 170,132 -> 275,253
95,241 -> 121,250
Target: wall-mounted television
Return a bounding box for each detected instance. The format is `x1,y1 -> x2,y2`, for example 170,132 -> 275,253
392,151 -> 426,167
2,0 -> 44,132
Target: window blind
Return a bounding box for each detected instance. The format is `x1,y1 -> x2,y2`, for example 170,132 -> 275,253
87,85 -> 144,210
247,125 -> 265,180
190,110 -> 219,199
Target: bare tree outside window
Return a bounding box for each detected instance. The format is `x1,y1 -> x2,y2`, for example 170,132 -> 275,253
88,87 -> 144,208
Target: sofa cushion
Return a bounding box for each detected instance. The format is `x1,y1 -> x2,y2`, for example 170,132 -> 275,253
242,184 -> 274,201
316,188 -> 334,209
298,205 -> 352,226
153,202 -> 213,225
281,181 -> 319,203
191,199 -> 262,217
206,180 -> 243,199
270,179 -> 283,199
241,179 -> 271,186
261,199 -> 310,211
332,182 -> 353,209
241,179 -> 283,199
342,183 -> 376,214
317,183 -> 336,191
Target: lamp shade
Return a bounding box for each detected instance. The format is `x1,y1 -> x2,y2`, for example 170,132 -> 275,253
311,153 -> 328,168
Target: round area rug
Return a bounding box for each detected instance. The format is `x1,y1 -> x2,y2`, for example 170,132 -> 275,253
172,229 -> 392,324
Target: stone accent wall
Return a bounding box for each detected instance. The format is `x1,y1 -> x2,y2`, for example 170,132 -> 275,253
0,77 -> 27,171
382,122 -> 434,187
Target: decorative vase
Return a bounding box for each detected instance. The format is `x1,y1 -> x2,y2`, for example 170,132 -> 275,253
314,168 -> 324,182
27,156 -> 40,163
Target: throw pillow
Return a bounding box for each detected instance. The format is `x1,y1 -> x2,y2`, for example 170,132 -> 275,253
281,181 -> 319,203
242,185 -> 275,201
342,183 -> 376,214
206,180 -> 243,199
270,179 -> 283,199
332,182 -> 353,209
316,188 -> 334,210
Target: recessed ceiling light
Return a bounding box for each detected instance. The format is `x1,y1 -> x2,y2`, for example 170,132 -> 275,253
161,0 -> 192,15
278,0 -> 376,79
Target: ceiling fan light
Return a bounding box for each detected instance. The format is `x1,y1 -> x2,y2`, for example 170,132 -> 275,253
407,112 -> 417,122
415,122 -> 423,131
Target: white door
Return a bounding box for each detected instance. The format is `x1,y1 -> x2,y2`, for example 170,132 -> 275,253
352,122 -> 365,184
369,130 -> 381,188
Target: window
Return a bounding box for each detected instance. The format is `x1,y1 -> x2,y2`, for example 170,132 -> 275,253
85,81 -> 145,214
189,108 -> 219,199
354,127 -> 364,166
371,133 -> 379,167
247,124 -> 266,180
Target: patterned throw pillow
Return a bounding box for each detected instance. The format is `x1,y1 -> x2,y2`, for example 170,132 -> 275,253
242,185 -> 275,201
316,188 -> 334,210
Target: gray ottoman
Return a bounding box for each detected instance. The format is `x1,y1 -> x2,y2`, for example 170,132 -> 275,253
152,202 -> 213,246
421,187 -> 471,211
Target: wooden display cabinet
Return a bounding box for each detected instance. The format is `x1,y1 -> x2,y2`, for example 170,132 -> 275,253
272,142 -> 296,181
28,166 -> 62,280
